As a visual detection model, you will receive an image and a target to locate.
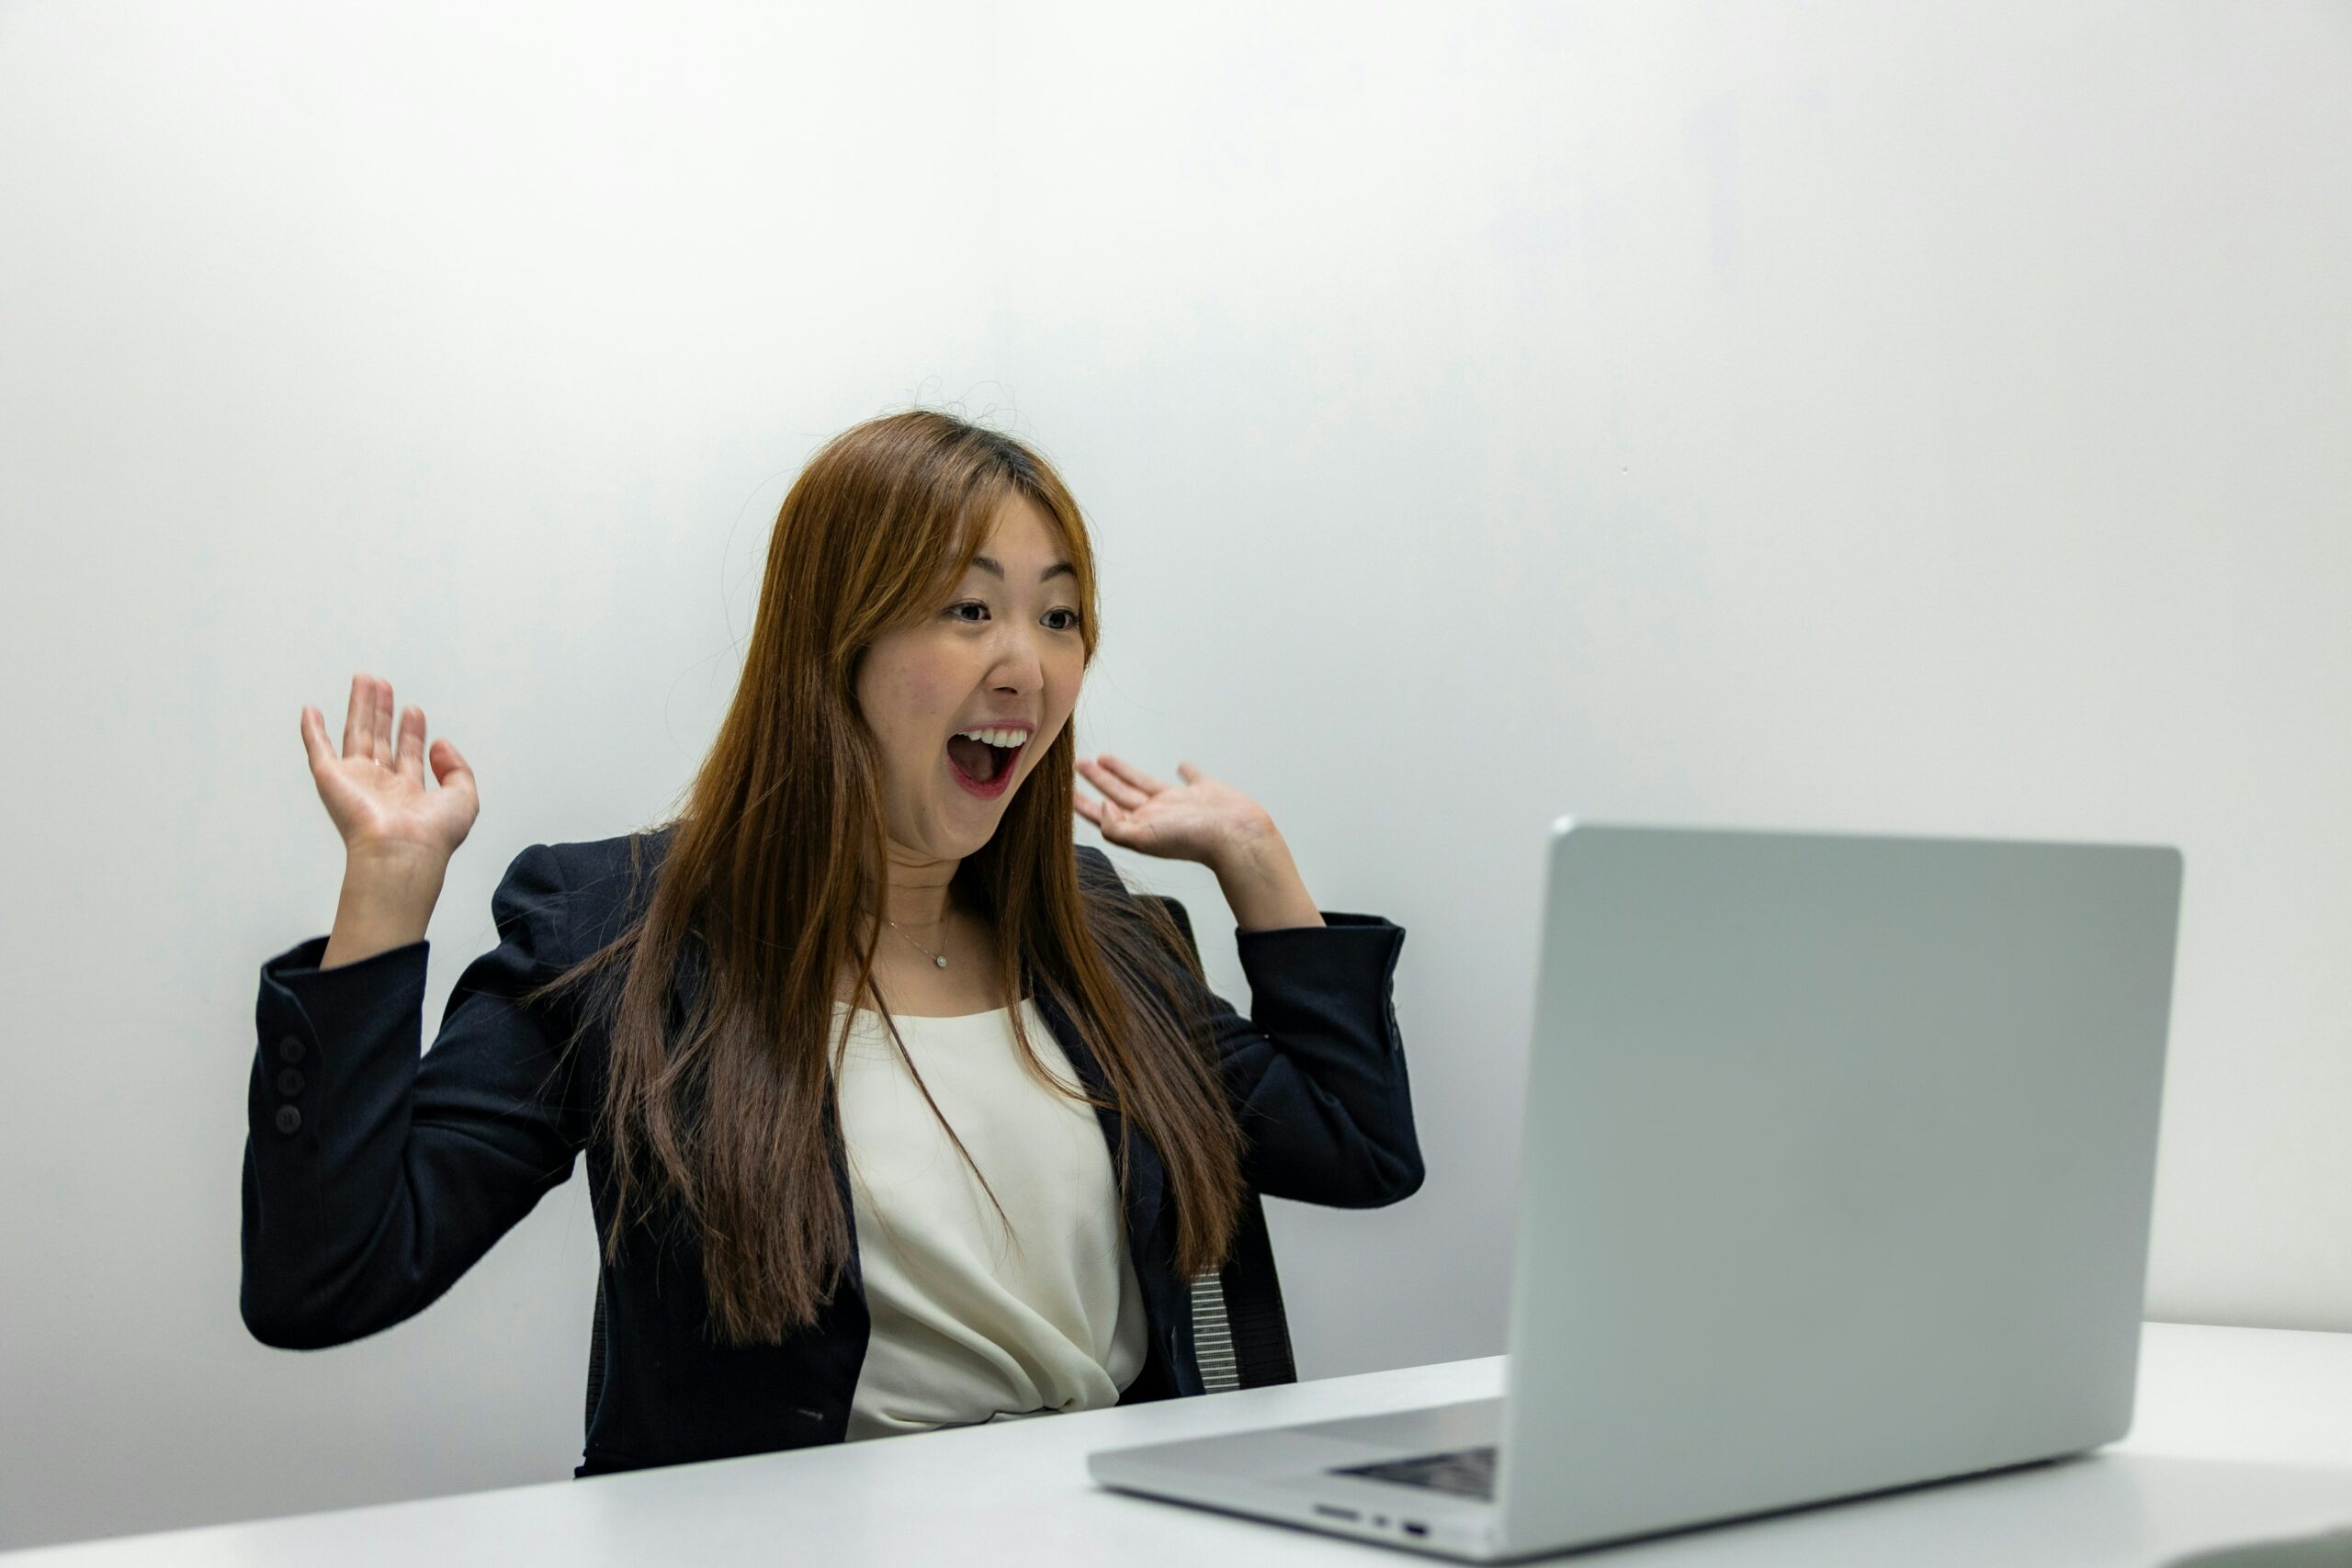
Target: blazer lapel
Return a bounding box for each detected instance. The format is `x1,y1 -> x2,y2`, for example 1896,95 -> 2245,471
1026,969 -> 1167,1246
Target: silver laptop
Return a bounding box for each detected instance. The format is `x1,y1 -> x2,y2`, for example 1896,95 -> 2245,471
1090,819 -> 2184,1561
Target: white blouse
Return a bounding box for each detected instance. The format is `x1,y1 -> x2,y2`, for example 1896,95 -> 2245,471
831,997 -> 1149,1440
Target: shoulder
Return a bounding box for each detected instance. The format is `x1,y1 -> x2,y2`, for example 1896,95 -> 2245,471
492,825 -> 678,960
548,824 -> 677,899
1075,844 -> 1159,919
1075,841 -> 1121,889
1071,846 -> 1204,965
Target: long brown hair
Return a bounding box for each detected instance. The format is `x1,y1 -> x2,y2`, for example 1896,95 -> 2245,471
526,409 -> 1243,1346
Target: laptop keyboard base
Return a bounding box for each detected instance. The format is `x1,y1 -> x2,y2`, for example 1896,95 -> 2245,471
1330,1444 -> 1498,1500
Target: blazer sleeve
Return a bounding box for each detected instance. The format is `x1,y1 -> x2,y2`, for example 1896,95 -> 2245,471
241,842 -> 593,1349
1216,914 -> 1425,1208
1083,848 -> 1425,1209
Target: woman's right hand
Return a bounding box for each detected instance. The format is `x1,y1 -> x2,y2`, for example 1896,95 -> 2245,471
300,672 -> 480,865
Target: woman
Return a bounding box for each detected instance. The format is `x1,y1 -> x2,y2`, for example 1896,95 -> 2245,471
242,409 -> 1423,1477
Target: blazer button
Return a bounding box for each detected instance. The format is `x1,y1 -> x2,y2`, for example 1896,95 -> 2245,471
277,1035 -> 307,1066
277,1067 -> 306,1097
274,1104 -> 302,1135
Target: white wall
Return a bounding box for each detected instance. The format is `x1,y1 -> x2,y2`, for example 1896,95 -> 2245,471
1,0 -> 2345,1551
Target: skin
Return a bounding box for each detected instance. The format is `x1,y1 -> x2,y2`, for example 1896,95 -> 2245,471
301,491 -> 1326,986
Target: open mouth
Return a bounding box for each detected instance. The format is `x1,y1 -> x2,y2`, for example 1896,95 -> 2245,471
945,733 -> 1025,796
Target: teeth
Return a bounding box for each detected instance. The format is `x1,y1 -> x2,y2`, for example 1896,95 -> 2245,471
955,727 -> 1030,748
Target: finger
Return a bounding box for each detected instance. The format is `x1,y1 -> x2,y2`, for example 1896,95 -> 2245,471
430,736 -> 475,793
372,682 -> 394,768
300,705 -> 336,773
1096,753 -> 1170,795
1070,787 -> 1102,827
363,674 -> 388,762
1176,761 -> 1207,784
396,705 -> 427,783
1078,756 -> 1150,810
343,674 -> 369,761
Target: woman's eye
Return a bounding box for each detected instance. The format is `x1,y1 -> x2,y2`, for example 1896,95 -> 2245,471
947,601 -> 1081,631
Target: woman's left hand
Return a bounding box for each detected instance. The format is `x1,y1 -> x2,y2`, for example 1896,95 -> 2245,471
1071,755 -> 1277,871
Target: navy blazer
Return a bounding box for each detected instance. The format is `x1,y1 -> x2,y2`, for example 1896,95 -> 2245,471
242,828 -> 1422,1477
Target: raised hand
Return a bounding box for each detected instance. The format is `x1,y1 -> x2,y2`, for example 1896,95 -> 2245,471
300,672 -> 480,864
1070,754 -> 1279,870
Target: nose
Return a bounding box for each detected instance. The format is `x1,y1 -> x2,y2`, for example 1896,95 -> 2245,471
985,620 -> 1048,695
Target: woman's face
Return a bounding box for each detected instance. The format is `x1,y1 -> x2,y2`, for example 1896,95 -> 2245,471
854,491 -> 1087,866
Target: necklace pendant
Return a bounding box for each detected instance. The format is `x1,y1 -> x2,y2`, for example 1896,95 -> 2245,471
934,954 -> 949,968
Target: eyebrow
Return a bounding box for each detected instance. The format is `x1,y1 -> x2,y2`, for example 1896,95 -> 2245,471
970,555 -> 1077,583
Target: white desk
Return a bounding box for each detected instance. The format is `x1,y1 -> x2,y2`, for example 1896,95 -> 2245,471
7,1324 -> 2350,1566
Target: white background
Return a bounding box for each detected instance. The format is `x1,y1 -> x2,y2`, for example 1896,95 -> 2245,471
0,0 -> 2344,1551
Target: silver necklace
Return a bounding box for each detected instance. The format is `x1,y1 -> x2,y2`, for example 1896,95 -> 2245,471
882,915 -> 950,968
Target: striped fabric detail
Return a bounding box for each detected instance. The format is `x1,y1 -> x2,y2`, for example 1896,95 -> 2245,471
1188,1270 -> 1242,1393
